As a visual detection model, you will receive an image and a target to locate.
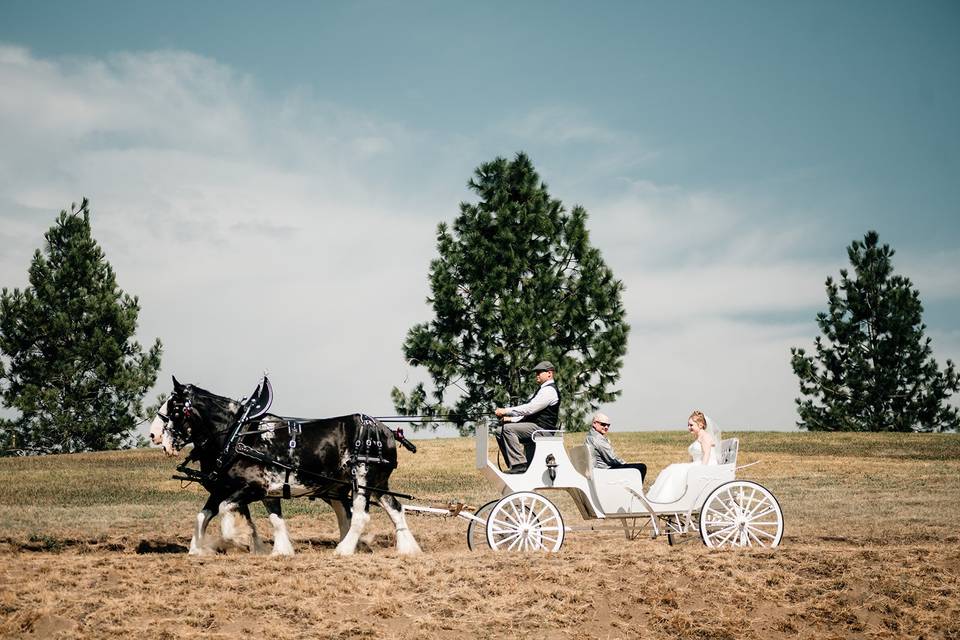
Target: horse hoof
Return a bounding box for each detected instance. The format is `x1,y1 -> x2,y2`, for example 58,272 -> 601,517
397,544 -> 422,556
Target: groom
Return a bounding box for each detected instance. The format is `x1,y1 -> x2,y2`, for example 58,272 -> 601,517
586,412 -> 647,480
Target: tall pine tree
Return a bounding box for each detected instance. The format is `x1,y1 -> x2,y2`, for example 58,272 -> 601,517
0,199 -> 163,453
790,231 -> 959,432
392,153 -> 629,432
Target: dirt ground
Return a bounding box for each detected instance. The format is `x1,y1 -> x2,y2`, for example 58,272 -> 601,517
2,434 -> 959,639
2,516 -> 959,639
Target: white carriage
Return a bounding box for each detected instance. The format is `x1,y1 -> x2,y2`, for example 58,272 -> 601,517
407,422 -> 784,552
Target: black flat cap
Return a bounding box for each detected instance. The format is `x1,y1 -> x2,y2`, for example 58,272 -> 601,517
532,360 -> 555,372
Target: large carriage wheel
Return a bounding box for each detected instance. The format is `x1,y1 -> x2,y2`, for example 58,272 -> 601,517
466,499 -> 499,551
485,492 -> 565,552
699,480 -> 784,548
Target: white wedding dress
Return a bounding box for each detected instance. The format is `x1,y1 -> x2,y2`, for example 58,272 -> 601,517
646,438 -> 719,503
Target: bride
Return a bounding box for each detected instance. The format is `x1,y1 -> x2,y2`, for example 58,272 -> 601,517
645,410 -> 720,503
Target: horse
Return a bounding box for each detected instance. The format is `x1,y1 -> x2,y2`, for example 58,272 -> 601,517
149,399 -> 348,554
154,377 -> 421,556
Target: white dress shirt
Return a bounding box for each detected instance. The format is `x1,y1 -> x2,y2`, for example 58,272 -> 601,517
502,381 -> 559,423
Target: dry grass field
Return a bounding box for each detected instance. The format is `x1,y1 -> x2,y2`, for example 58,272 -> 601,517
1,431 -> 959,639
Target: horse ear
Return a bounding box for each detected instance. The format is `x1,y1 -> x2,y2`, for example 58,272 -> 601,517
172,375 -> 183,391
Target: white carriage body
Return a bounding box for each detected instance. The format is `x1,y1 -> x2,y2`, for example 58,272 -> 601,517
476,420 -> 740,520
405,421 -> 782,552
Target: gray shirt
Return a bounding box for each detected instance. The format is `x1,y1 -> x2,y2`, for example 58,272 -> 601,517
585,430 -> 624,469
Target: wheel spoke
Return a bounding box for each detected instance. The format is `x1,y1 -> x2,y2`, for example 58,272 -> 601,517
714,524 -> 740,547
536,515 -> 560,529
706,505 -> 735,520
745,494 -> 769,518
534,502 -> 553,521
500,507 -> 522,527
489,517 -> 520,535
748,505 -> 776,520
707,523 -> 738,538
493,531 -> 521,549
746,525 -> 776,539
508,500 -> 525,525
489,527 -> 521,536
744,527 -> 762,546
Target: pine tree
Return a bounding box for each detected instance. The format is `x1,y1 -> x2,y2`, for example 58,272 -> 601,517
0,199 -> 163,453
392,153 -> 629,433
790,231 -> 959,432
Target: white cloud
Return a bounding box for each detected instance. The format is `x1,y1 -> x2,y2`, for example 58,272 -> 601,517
899,250 -> 960,302
500,106 -> 622,145
618,319 -> 812,429
0,45 -> 440,419
1,44 -> 956,434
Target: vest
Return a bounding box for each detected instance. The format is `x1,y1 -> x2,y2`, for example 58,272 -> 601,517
526,381 -> 561,429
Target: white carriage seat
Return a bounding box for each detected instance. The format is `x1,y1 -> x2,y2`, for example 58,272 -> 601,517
579,442 -> 646,514
716,438 -> 739,466
568,444 -> 592,479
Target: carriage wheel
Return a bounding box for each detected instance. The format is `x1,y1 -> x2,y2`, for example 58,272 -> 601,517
485,492 -> 565,552
665,514 -> 698,546
699,480 -> 784,548
466,499 -> 499,551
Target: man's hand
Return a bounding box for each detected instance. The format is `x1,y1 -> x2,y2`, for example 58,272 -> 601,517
494,408 -> 508,418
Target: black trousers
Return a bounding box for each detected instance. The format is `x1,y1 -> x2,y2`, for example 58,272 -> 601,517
608,461 -> 647,481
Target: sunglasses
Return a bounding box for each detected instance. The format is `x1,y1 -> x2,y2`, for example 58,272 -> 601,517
595,421 -> 611,427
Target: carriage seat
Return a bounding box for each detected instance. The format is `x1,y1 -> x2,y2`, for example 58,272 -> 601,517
568,444 -> 592,479
716,438 -> 739,466
570,442 -> 646,514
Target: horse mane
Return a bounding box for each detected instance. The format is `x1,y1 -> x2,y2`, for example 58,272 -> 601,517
187,384 -> 240,428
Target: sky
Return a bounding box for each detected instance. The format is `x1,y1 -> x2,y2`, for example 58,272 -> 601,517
1,1 -> 958,434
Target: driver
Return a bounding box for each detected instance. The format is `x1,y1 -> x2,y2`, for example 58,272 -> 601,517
494,361 -> 560,474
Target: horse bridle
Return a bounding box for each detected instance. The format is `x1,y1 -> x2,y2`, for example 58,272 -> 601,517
163,386 -> 239,453
161,388 -> 197,451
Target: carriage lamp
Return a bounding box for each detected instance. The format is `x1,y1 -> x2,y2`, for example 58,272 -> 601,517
545,454 -> 557,483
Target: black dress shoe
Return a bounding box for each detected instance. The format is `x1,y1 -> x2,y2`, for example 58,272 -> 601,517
506,464 -> 528,474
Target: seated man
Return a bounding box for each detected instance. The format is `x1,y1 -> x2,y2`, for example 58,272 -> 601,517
585,412 -> 647,480
494,360 -> 560,474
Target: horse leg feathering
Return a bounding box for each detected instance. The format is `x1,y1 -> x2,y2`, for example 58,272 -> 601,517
334,464 -> 371,556
262,499 -> 294,556
379,493 -> 421,555
189,496 -> 218,555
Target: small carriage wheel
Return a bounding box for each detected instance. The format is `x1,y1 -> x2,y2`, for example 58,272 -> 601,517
466,499 -> 499,551
698,480 -> 784,548
666,531 -> 699,546
485,491 -> 565,552
665,514 -> 697,547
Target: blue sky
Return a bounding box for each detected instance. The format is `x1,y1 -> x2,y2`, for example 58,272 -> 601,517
1,1 -> 958,431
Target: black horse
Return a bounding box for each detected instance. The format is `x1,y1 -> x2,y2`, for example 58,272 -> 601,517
160,377 -> 421,556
